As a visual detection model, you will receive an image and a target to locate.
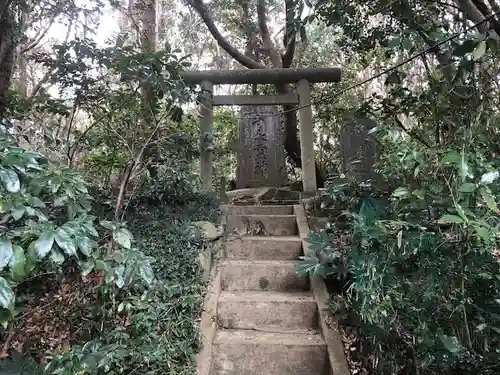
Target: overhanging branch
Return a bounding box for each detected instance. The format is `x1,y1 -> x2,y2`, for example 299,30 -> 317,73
454,0 -> 500,35
187,0 -> 264,69
471,0 -> 500,34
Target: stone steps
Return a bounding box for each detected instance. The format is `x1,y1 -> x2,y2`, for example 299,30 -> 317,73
207,204 -> 330,375
211,329 -> 327,375
217,290 -> 317,330
228,214 -> 298,236
221,259 -> 308,292
225,236 -> 302,260
222,204 -> 294,216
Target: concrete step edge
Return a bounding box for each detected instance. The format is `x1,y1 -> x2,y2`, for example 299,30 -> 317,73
219,290 -> 314,302
222,205 -> 295,209
214,329 -> 326,346
231,214 -> 296,218
222,259 -> 300,266
227,235 -> 301,241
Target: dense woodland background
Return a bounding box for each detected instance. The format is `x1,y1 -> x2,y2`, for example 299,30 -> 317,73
0,0 -> 500,374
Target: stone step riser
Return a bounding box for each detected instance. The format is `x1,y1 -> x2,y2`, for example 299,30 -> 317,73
221,261 -> 308,292
228,215 -> 298,236
212,331 -> 328,375
225,237 -> 302,260
222,205 -> 294,216
218,297 -> 317,330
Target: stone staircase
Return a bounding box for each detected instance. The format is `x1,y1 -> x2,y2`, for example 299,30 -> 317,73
207,204 -> 329,375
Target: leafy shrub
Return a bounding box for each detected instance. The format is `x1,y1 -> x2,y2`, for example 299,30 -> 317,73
38,188 -> 217,375
131,165 -> 219,219
0,131 -> 100,324
0,351 -> 41,374
298,148 -> 500,373
1,12 -> 213,375
111,198 -> 217,375
48,208 -> 214,374
0,129 -> 161,373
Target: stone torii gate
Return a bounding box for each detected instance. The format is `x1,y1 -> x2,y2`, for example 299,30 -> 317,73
180,68 -> 342,197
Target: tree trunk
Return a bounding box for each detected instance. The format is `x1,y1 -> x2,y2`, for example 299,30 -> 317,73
138,0 -> 159,177
114,0 -> 158,218
0,3 -> 15,120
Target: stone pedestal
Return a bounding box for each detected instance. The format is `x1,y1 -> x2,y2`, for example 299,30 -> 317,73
236,105 -> 287,188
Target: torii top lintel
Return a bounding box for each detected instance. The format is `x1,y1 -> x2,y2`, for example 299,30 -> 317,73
180,68 -> 342,85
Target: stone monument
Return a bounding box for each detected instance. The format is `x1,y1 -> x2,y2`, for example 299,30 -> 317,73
340,116 -> 377,182
236,105 -> 287,188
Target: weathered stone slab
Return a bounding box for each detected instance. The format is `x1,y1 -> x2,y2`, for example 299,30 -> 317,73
226,187 -> 299,204
211,329 -> 327,375
340,116 -> 377,182
225,236 -> 302,260
228,214 -> 297,236
236,105 -> 287,188
221,260 -> 309,292
192,221 -> 223,240
221,204 -> 293,215
217,291 -> 317,330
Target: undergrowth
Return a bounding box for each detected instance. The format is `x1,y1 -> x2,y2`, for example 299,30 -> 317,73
43,188 -> 219,375
299,163 -> 500,374
120,195 -> 219,375
0,136 -> 219,375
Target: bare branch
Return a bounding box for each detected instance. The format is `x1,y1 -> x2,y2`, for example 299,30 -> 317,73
487,0 -> 500,16
0,0 -> 13,20
471,0 -> 500,33
21,14 -> 58,54
453,0 -> 500,35
394,116 -> 431,148
257,0 -> 282,67
0,5 -> 15,118
139,0 -> 156,51
115,121 -> 162,220
28,18 -> 73,99
239,0 -> 260,61
187,0 -> 264,69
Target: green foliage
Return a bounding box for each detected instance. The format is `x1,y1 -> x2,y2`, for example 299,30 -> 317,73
1,2 -> 224,374
117,208 -> 213,374
16,36 -> 196,198
0,128 -> 175,375
1,5 -> 221,373
41,199 -> 217,375
297,6 -> 500,370
117,190 -> 218,374
0,351 -> 42,374
212,109 -> 238,186
0,131 -> 96,323
301,152 -> 500,374
297,227 -> 350,280
132,165 -> 218,210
